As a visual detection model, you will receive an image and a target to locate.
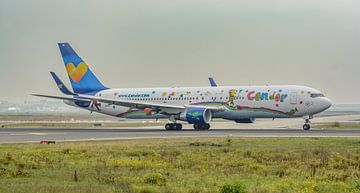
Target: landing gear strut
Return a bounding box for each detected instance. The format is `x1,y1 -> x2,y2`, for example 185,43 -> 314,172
165,123 -> 182,130
193,123 -> 210,130
303,116 -> 312,130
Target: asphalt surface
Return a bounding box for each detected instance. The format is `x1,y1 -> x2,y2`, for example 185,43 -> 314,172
0,127 -> 360,143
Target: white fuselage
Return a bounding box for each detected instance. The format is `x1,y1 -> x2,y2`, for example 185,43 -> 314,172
66,85 -> 332,121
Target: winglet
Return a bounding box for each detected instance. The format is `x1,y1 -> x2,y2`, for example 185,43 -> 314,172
208,77 -> 217,87
50,72 -> 76,95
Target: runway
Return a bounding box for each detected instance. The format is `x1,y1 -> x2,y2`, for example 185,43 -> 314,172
0,127 -> 360,143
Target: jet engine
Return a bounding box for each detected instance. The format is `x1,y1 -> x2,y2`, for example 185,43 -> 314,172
179,108 -> 212,125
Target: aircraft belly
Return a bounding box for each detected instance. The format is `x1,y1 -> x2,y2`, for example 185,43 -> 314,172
119,110 -> 168,119
213,106 -> 294,119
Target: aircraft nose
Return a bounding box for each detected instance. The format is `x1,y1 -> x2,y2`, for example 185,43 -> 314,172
322,97 -> 332,110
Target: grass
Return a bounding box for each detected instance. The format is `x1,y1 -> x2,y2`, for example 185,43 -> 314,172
0,137 -> 359,193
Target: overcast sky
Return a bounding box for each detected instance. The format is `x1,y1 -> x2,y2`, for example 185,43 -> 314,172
0,0 -> 359,103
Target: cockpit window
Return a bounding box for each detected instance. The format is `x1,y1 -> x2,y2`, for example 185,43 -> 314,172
310,93 -> 325,98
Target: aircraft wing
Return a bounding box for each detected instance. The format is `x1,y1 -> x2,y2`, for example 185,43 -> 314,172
77,94 -> 225,112
33,94 -> 225,113
77,94 -> 186,112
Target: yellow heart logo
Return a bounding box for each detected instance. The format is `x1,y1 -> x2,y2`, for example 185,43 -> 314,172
66,62 -> 89,83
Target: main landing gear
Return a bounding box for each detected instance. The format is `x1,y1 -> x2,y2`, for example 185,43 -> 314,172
165,115 -> 183,130
164,123 -> 211,130
164,115 -> 211,130
193,123 -> 210,130
165,123 -> 182,130
303,116 -> 312,130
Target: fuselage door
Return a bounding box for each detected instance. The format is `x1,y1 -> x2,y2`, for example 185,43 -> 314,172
290,92 -> 297,105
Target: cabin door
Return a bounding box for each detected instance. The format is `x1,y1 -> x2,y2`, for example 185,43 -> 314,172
290,92 -> 297,105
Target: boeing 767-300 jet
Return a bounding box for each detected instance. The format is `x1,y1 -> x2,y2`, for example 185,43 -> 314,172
34,43 -> 332,130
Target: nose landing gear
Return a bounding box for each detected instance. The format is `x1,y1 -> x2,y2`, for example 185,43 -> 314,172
303,122 -> 311,130
303,115 -> 312,130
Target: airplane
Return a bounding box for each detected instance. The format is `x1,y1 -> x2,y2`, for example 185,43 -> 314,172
34,43 -> 332,131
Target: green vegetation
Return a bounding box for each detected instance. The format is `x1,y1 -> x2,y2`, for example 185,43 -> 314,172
0,137 -> 359,193
219,183 -> 247,193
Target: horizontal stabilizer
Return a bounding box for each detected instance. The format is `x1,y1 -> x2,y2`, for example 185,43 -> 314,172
50,72 -> 75,95
32,94 -> 90,102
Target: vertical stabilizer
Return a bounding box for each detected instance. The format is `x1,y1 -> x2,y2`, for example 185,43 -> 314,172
208,77 -> 217,87
58,43 -> 107,94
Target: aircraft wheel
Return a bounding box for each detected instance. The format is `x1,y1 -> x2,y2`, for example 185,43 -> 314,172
165,123 -> 173,130
204,123 -> 210,130
166,123 -> 182,130
193,124 -> 210,130
175,123 -> 183,130
303,123 -> 311,130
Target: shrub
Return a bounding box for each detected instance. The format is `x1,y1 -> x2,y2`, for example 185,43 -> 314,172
132,185 -> 159,193
219,183 -> 247,193
189,141 -> 223,147
96,171 -> 116,184
314,148 -> 329,166
226,137 -> 232,146
126,149 -> 159,157
243,150 -> 252,158
143,172 -> 166,186
62,148 -> 71,154
5,152 -> 13,162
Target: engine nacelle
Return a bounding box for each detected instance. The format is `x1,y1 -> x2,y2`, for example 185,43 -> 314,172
234,118 -> 255,123
179,108 -> 212,125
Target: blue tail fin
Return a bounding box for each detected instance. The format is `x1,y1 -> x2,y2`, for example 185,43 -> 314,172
208,77 -> 217,87
50,72 -> 75,95
58,43 -> 107,94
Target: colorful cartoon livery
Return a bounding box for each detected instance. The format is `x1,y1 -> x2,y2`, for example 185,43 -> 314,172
35,43 -> 332,130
